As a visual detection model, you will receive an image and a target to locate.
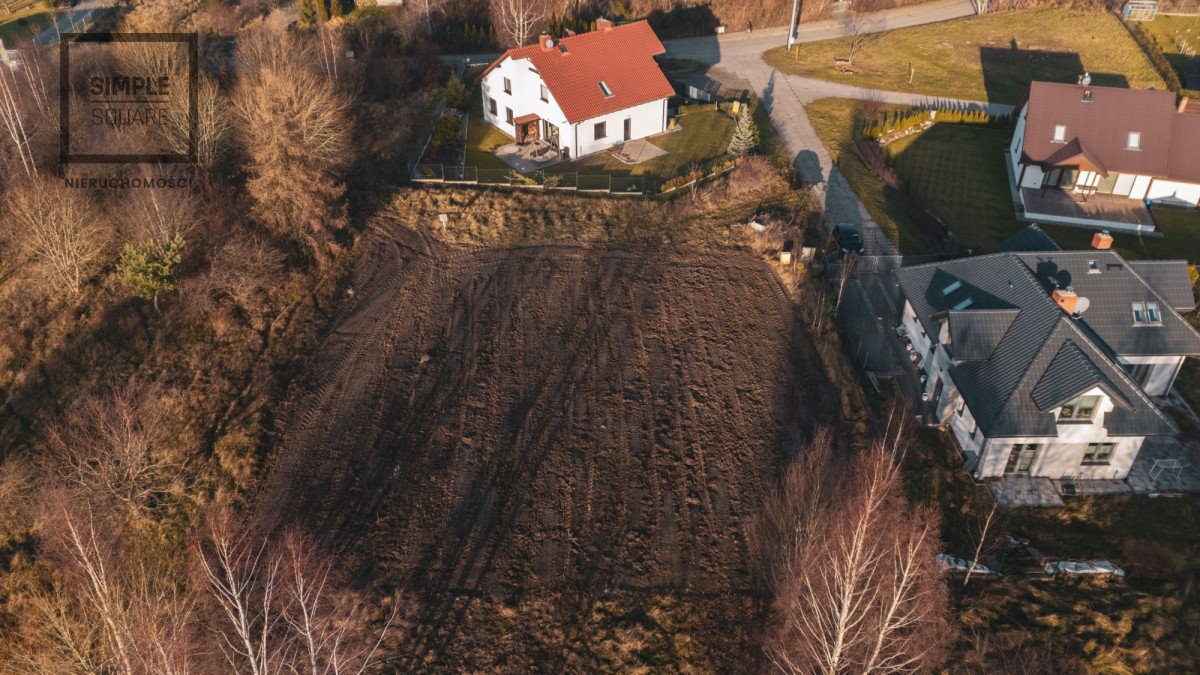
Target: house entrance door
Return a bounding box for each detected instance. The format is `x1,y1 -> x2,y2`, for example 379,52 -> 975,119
1004,443 -> 1041,474
543,121 -> 560,149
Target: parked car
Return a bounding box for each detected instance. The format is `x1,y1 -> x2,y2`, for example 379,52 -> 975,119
833,222 -> 864,254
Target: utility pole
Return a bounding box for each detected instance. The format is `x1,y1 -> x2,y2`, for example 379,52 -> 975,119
787,0 -> 801,50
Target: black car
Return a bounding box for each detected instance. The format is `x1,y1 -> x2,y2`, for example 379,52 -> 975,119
834,222 -> 865,254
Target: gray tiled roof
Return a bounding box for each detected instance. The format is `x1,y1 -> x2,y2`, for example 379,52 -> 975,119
1128,260 -> 1197,312
1015,252 -> 1200,357
1029,340 -> 1127,412
896,248 -> 1183,439
994,224 -> 1062,254
947,309 -> 1020,360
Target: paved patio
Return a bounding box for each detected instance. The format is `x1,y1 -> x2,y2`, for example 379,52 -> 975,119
988,435 -> 1200,507
494,141 -> 564,173
610,139 -> 667,165
1020,187 -> 1158,233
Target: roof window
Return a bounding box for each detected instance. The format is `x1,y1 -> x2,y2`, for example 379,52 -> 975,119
598,81 -> 613,97
1053,124 -> 1066,143
942,280 -> 963,296
953,297 -> 974,310
1127,131 -> 1141,150
1087,259 -> 1100,274
1132,301 -> 1161,325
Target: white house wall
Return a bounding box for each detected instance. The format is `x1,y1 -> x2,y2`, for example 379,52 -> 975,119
970,386 -> 1144,479
480,57 -> 667,161
1145,179 -> 1200,207
1009,107 -> 1027,175
571,98 -> 668,158
1118,355 -> 1186,396
1129,175 -> 1153,200
480,57 -> 572,147
1019,164 -> 1044,189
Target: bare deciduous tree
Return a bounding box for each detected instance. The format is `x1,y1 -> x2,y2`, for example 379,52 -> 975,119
5,176 -> 110,294
963,502 -> 999,589
43,385 -> 187,522
125,181 -> 201,248
490,0 -> 546,48
197,512 -> 398,674
841,12 -> 881,68
764,421 -> 949,674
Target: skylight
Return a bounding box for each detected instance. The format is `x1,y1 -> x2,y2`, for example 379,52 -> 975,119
942,280 -> 963,296
1053,124 -> 1066,143
953,298 -> 974,310
1127,131 -> 1141,150
598,81 -> 613,97
1132,301 -> 1161,325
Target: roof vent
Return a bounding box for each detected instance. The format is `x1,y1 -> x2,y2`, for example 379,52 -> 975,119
1052,286 -> 1078,314
1091,230 -> 1113,250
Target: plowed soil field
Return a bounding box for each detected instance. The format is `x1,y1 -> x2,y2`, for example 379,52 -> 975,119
259,226 -> 840,669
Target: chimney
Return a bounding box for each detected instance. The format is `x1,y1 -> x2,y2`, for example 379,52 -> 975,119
539,33 -> 554,50
564,28 -> 576,36
1091,230 -> 1114,250
1180,96 -> 1193,114
596,17 -> 613,32
1052,286 -> 1078,315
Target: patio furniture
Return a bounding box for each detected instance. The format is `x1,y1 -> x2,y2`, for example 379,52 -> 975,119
1149,458 -> 1188,480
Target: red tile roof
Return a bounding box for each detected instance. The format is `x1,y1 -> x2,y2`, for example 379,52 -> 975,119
481,21 -> 674,124
1021,82 -> 1200,183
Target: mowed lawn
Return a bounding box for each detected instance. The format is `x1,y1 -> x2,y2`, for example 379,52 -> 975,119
763,9 -> 1165,103
0,6 -> 58,45
804,97 -> 934,254
554,109 -> 735,178
1143,14 -> 1200,87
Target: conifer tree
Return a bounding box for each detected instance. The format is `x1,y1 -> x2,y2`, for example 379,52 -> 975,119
728,105 -> 759,156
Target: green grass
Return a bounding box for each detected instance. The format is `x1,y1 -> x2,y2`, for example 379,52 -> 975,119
804,97 -> 935,254
0,6 -> 57,45
552,108 -> 735,179
1142,14 -> 1200,86
763,9 -> 1165,103
885,124 -> 1024,253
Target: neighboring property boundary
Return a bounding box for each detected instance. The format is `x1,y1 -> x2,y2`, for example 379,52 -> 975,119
409,154 -> 737,197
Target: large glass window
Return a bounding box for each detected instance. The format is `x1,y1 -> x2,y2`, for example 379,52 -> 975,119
1059,394 -> 1100,421
1082,443 -> 1116,465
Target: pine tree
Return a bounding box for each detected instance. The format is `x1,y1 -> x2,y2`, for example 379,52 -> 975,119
117,235 -> 185,313
298,0 -> 319,26
330,0 -> 344,18
728,105 -> 759,156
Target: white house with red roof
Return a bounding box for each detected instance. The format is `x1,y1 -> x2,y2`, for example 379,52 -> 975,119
479,19 -> 675,161
1010,81 -> 1200,233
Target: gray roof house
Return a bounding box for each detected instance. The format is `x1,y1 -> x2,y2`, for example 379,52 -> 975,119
895,227 -> 1199,482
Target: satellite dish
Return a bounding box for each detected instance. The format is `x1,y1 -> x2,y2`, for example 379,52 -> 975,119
1073,297 -> 1091,316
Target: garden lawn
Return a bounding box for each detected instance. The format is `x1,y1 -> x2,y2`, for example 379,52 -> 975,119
1143,14 -> 1200,87
885,123 -> 1023,253
464,95 -> 514,172
0,6 -> 57,45
804,98 -> 934,254
763,9 -> 1164,104
552,108 -> 735,180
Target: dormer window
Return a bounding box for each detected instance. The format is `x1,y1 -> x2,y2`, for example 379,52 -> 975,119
1132,301 -> 1161,325
1053,124 -> 1066,143
1127,131 -> 1141,150
599,81 -> 613,97
1059,394 -> 1100,421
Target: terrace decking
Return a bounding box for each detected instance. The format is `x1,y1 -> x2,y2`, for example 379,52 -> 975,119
1020,187 -> 1159,234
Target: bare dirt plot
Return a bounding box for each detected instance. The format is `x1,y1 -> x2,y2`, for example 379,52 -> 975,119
258,226 -> 840,669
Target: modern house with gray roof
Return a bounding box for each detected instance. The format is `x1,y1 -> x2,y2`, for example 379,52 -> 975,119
1009,81 -> 1200,234
896,227 -> 1200,481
